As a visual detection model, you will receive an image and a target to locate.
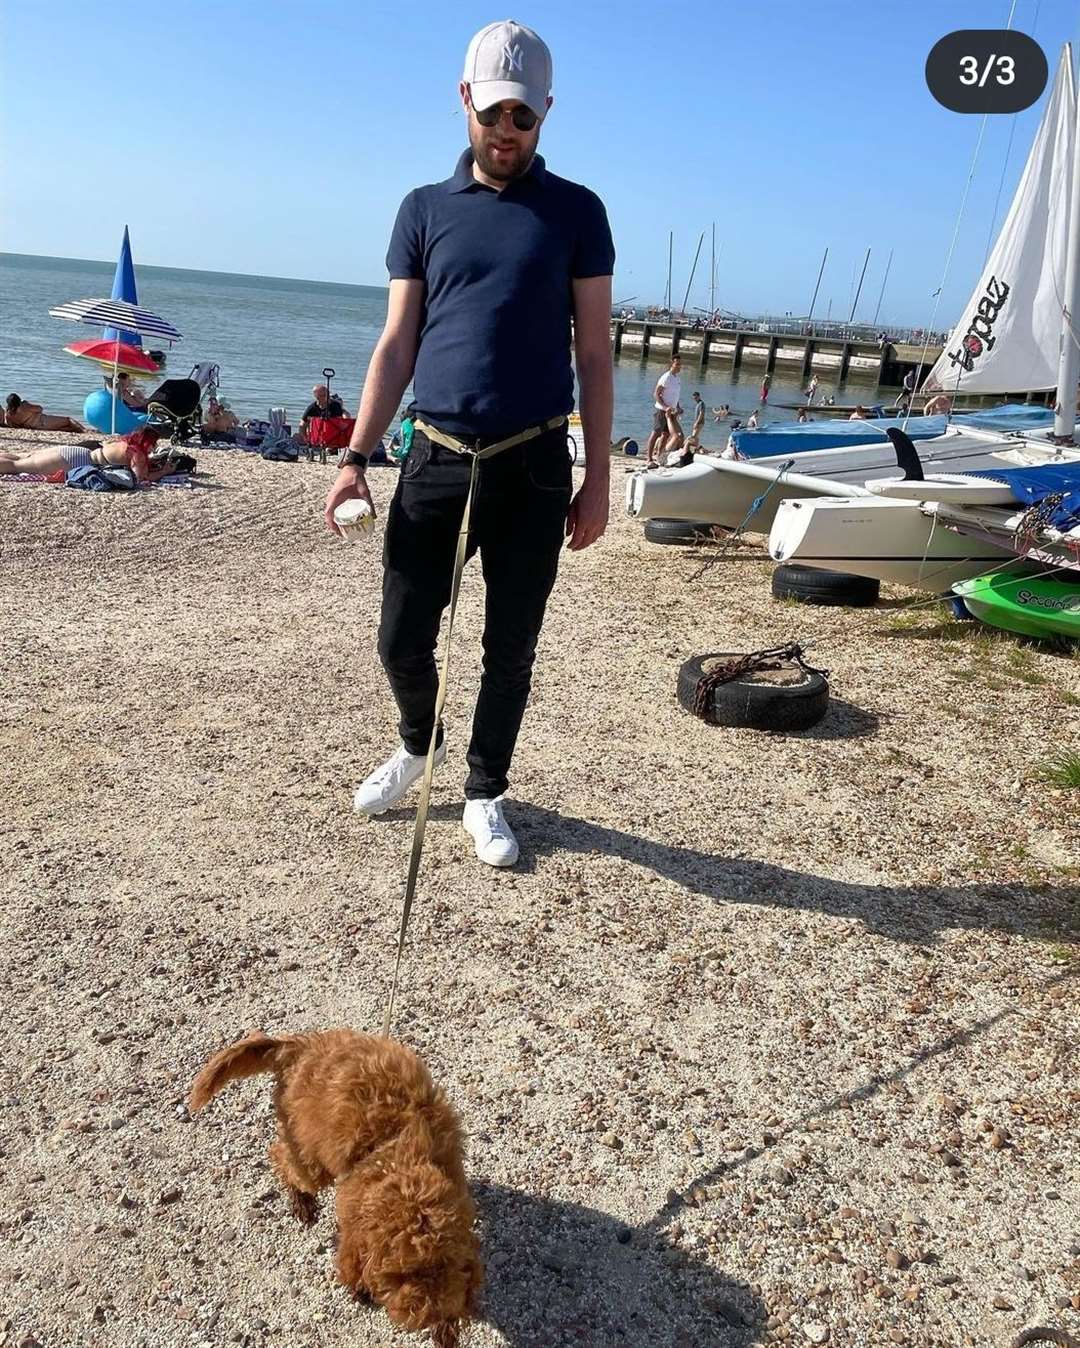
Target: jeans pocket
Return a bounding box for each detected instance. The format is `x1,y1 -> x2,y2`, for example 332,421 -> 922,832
401,438 -> 431,481
524,442 -> 573,493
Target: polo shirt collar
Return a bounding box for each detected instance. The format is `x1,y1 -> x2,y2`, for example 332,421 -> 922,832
447,148 -> 547,194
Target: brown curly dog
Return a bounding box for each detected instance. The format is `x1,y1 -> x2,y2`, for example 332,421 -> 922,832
189,1029 -> 483,1347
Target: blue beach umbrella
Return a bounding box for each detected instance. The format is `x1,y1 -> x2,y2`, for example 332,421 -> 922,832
103,226 -> 142,347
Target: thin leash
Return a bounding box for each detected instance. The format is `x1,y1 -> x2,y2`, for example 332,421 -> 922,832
380,415 -> 566,1038
381,451 -> 478,1038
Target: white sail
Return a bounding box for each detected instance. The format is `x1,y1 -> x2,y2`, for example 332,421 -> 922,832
925,45 -> 1076,394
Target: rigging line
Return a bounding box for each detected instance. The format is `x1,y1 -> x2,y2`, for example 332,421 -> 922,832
903,110 -> 992,434
984,0 -> 1022,268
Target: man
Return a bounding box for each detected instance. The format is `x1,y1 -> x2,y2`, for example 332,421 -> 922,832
759,372 -> 771,405
895,367 -> 916,411
646,354 -> 681,467
323,19 -> 614,868
685,390 -> 706,451
300,383 -> 345,438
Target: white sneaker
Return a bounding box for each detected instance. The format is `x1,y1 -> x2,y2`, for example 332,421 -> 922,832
352,741 -> 446,815
462,796 -> 519,867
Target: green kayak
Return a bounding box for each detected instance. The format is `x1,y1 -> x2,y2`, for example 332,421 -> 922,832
953,572 -> 1080,640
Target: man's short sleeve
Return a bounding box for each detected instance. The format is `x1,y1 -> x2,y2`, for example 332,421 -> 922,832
386,190 -> 425,280
571,188 -> 615,279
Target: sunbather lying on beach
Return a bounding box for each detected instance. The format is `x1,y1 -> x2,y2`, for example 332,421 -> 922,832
4,394 -> 84,433
0,427 -> 170,482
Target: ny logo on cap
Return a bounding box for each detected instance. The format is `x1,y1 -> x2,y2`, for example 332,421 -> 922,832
501,41 -> 523,73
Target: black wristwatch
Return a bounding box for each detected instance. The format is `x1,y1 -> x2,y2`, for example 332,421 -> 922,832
341,449 -> 368,470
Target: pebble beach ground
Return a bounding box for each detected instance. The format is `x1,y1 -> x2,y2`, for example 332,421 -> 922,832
1,426 -> 1078,1348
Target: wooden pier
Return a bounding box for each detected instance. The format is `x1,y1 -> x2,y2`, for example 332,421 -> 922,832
609,320 -> 943,387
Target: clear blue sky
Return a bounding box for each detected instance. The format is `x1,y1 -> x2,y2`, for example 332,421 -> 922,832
3,0 -> 1078,326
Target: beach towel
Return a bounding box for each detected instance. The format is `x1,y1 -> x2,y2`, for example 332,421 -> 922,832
66,464 -> 139,492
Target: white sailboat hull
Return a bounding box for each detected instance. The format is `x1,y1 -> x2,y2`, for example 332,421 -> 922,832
624,433 -> 1076,534
768,496 -> 1022,591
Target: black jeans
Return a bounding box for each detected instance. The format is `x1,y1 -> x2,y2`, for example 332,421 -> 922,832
377,426 -> 572,800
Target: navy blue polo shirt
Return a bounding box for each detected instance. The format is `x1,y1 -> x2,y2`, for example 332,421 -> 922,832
386,149 -> 615,439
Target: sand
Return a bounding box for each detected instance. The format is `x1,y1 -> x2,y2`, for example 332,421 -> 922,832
1,425 -> 1078,1348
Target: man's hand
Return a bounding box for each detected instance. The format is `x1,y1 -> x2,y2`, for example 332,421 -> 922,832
324,466 -> 375,536
565,473 -> 609,551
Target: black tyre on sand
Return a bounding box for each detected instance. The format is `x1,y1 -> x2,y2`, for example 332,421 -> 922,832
677,652 -> 830,733
644,518 -> 726,545
771,564 -> 880,607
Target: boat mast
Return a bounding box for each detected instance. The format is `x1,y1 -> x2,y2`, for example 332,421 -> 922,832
848,247 -> 871,324
710,222 -> 716,316
681,231 -> 705,318
665,231 -> 673,311
806,246 -> 828,330
1054,43 -> 1080,440
872,248 -> 894,326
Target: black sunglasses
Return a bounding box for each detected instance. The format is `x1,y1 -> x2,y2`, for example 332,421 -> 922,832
473,101 -> 539,132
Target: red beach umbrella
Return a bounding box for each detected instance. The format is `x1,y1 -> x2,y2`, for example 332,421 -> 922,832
64,337 -> 162,377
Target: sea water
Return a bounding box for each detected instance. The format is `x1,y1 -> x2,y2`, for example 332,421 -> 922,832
0,252 -> 891,441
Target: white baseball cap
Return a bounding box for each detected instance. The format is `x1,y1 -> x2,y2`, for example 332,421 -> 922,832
463,19 -> 552,119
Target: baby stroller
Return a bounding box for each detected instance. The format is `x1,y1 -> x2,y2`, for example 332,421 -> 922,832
144,379 -> 202,444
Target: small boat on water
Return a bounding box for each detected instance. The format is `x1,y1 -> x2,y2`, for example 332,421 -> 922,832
953,572 -> 1080,640
772,401 -> 890,417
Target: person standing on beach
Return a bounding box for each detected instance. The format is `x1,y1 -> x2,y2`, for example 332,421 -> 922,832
685,391 -> 705,450
805,374 -> 819,405
759,372 -> 771,405
323,19 -> 614,868
645,354 -> 681,466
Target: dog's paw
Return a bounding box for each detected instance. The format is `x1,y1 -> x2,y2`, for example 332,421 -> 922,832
290,1190 -> 318,1227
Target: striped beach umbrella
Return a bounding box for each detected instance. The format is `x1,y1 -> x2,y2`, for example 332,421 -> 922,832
50,298 -> 182,433
49,298 -> 182,345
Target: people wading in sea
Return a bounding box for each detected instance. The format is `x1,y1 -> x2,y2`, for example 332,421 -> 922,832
324,19 -> 614,867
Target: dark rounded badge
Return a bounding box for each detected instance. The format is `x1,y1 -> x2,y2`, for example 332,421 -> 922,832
926,30 -> 1048,114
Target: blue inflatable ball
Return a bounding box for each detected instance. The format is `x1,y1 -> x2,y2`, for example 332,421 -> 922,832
83,388 -> 148,435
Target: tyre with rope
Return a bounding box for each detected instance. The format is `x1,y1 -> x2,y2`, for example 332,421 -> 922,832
677,645 -> 830,733
772,563 -> 880,607
645,517 -> 728,545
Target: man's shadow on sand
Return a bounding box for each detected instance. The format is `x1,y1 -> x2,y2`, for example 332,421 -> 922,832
387,801 -> 1079,945
472,1181 -> 763,1348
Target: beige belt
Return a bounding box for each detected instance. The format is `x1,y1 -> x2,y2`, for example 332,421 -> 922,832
412,414 -> 567,457
381,413 -> 568,1038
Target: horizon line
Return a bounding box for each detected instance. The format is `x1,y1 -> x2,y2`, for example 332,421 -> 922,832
0,250 -> 388,292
